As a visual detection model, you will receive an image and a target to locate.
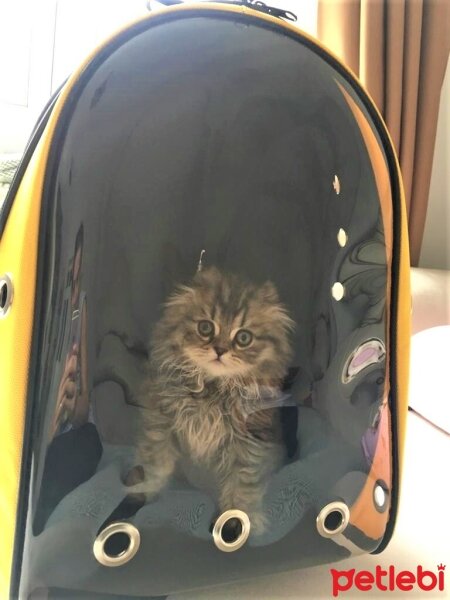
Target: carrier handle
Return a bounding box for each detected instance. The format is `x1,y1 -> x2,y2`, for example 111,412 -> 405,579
147,0 -> 297,22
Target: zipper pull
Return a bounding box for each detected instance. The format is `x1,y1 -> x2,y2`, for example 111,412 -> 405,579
246,0 -> 297,22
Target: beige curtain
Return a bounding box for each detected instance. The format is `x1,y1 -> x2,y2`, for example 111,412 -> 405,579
317,0 -> 450,265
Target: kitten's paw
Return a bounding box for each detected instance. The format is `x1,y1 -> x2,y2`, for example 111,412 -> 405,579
123,464 -> 145,487
122,465 -> 146,504
248,510 -> 268,536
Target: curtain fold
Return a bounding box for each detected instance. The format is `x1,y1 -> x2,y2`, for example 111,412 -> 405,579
317,0 -> 450,265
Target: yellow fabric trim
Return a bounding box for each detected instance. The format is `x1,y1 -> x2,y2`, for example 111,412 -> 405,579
0,6 -> 410,595
395,178 -> 411,471
0,138 -> 47,597
0,16 -> 144,596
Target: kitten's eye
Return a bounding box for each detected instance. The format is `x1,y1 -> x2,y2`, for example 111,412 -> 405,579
234,329 -> 253,348
197,320 -> 214,338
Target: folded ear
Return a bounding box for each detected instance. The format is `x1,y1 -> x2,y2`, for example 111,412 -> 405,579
193,264 -> 221,284
260,280 -> 280,303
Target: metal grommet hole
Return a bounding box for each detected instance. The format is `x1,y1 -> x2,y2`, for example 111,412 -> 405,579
104,531 -> 131,557
222,517 -> 243,543
324,510 -> 344,532
0,274 -> 13,318
93,522 -> 140,567
212,509 -> 250,552
0,283 -> 7,307
316,501 -> 350,538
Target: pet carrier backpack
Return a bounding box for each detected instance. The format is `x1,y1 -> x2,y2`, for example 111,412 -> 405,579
0,3 -> 410,598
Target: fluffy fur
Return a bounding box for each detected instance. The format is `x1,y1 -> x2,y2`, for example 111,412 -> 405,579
127,267 -> 294,534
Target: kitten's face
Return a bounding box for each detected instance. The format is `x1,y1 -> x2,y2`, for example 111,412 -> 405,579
154,267 -> 294,382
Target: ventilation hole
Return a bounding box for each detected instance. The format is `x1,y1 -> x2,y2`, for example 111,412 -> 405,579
324,510 -> 344,532
374,485 -> 386,508
316,502 -> 350,538
333,174 -> 341,195
373,480 -> 389,512
0,275 -> 13,317
221,518 -> 243,543
212,509 -> 251,551
337,228 -> 348,247
93,522 -> 140,566
0,282 -> 7,309
331,282 -> 345,301
103,532 -> 131,558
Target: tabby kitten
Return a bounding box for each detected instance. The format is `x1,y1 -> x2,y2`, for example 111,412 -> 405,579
127,266 -> 294,534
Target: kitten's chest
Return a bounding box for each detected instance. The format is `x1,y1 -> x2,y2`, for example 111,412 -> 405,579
172,393 -> 244,462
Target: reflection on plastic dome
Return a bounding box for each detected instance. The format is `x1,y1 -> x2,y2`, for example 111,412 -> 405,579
342,339 -> 386,384
15,10 -> 398,598
336,227 -> 387,327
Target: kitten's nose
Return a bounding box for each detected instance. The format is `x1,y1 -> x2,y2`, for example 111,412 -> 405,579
214,346 -> 227,357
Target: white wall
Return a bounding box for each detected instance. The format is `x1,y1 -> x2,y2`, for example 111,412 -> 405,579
0,0 -> 316,156
0,0 -> 56,153
0,0 -> 150,155
419,58 -> 450,270
50,0 -> 150,94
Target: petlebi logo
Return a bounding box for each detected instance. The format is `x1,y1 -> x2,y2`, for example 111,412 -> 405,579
330,564 -> 446,596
